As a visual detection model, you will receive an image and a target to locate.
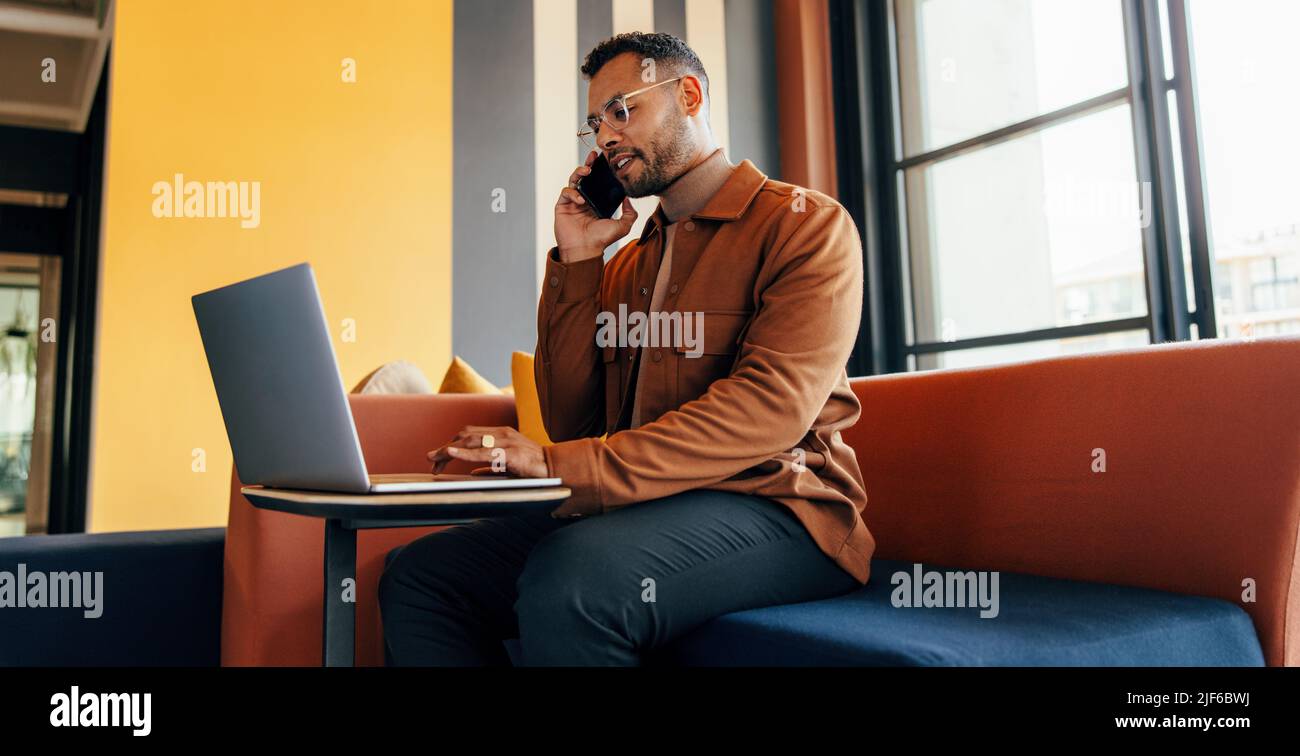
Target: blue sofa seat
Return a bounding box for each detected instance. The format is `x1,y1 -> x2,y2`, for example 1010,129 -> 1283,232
641,558 -> 1265,666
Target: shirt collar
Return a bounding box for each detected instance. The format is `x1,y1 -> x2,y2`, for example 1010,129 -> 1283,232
660,148 -> 735,223
637,154 -> 769,246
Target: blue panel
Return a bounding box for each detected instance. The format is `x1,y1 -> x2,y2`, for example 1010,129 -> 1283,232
0,528 -> 225,666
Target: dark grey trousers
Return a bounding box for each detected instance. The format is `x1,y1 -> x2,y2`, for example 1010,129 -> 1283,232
377,488 -> 861,666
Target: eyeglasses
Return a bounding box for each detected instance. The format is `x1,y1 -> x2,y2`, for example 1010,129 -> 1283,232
577,76 -> 683,149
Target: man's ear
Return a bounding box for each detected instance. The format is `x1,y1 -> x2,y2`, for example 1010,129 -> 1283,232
681,74 -> 706,116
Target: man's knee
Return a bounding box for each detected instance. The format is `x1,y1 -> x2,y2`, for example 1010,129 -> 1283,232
384,543 -> 405,572
514,526 -> 625,625
378,537 -> 445,615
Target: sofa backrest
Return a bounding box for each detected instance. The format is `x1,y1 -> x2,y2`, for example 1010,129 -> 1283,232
222,393 -> 516,666
843,335 -> 1300,667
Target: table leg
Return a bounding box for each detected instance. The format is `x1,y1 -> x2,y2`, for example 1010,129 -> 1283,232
323,518 -> 357,667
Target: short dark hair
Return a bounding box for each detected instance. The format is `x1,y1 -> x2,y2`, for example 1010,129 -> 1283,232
581,32 -> 709,100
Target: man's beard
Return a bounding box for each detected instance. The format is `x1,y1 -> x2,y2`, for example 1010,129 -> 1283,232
620,116 -> 694,198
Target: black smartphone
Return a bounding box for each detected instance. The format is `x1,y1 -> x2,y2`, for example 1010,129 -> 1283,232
576,152 -> 628,219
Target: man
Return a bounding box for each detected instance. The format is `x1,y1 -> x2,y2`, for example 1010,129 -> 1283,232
379,32 -> 874,666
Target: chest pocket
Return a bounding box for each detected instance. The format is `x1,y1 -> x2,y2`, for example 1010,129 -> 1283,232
673,310 -> 752,406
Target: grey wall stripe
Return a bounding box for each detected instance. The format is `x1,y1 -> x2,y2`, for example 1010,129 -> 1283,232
577,0 -> 618,264
577,0 -> 615,163
724,0 -> 781,179
655,0 -> 687,40
453,0 -> 538,386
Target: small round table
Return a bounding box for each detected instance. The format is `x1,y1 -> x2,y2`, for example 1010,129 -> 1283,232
241,484 -> 572,666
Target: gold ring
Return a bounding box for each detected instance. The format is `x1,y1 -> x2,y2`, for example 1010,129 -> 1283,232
481,433 -> 495,448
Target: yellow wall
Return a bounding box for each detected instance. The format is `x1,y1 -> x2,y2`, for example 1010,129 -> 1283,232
92,0 -> 453,531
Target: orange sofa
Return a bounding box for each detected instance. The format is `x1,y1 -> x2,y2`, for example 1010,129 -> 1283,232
221,336 -> 1300,666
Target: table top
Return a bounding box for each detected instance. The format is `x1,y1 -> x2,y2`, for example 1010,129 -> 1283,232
241,484 -> 572,522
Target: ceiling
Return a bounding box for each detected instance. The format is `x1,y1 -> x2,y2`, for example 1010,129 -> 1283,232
4,0 -> 97,15
0,0 -> 112,132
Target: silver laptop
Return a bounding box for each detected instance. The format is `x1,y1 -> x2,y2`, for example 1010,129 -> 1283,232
192,262 -> 561,494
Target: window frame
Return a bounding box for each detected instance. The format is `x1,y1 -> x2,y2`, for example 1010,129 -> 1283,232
832,0 -> 1218,375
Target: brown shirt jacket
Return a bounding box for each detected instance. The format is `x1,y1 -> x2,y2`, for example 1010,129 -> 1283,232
534,158 -> 875,584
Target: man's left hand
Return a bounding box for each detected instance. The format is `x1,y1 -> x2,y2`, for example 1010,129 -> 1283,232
427,425 -> 548,478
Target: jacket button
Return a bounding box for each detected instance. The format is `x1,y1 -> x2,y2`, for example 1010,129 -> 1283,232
652,350 -> 662,362
549,276 -> 559,287
684,221 -> 696,231
669,283 -> 678,294
640,286 -> 649,296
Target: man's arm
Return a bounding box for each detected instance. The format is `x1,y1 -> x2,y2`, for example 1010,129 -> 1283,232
534,153 -> 640,442
543,203 -> 863,515
535,246 -> 606,441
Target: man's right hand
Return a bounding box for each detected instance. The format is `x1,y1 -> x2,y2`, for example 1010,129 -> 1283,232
554,150 -> 639,263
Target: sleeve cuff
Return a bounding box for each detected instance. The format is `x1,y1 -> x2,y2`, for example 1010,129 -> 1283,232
543,246 -> 604,304
544,437 -> 604,518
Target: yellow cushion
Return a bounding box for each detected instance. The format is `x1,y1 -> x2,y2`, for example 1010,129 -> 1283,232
511,351 -> 553,446
438,356 -> 505,394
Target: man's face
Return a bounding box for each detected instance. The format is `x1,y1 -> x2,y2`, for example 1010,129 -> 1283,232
585,53 -> 695,197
